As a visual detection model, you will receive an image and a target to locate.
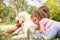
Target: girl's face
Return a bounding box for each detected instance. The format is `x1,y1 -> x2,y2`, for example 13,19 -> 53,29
31,16 -> 39,25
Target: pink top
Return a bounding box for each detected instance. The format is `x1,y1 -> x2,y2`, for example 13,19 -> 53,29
39,18 -> 56,32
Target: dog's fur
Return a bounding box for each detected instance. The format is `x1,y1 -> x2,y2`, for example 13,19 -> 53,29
12,11 -> 37,39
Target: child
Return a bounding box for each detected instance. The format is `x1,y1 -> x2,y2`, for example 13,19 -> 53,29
31,6 -> 60,40
34,6 -> 50,34
3,20 -> 23,35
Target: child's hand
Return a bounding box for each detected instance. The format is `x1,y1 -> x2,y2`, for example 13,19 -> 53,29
3,32 -> 9,35
34,30 -> 40,34
3,31 -> 10,35
18,30 -> 24,35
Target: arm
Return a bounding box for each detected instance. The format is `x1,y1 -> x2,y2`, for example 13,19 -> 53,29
3,26 -> 17,35
39,24 -> 45,34
17,29 -> 24,34
13,27 -> 22,34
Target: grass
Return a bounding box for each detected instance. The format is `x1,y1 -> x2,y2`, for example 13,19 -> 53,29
0,21 -> 16,26
0,21 -> 60,40
0,21 -> 15,40
0,31 -> 60,40
0,33 -> 16,40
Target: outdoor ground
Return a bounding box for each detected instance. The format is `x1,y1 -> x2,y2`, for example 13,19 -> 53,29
0,22 -> 60,40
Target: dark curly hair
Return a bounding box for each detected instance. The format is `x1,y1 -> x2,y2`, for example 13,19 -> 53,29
31,6 -> 50,31
31,10 -> 46,21
38,6 -> 50,18
31,6 -> 50,21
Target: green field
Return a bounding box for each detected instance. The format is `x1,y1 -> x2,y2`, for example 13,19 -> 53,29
0,22 -> 60,40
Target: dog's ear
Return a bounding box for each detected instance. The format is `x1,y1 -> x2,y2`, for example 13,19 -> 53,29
19,15 -> 25,23
15,16 -> 19,21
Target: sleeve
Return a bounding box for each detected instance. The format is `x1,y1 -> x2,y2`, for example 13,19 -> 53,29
39,18 -> 49,26
39,18 -> 49,31
15,24 -> 22,29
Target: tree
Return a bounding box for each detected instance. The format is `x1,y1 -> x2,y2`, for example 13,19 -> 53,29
0,0 -> 7,22
0,0 -> 5,14
27,6 -> 37,14
45,0 -> 60,21
0,0 -> 6,22
8,0 -> 25,16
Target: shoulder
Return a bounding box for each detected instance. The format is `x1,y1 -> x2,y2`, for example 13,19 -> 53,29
39,18 -> 49,23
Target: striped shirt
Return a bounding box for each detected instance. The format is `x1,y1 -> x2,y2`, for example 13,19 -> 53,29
39,18 -> 56,31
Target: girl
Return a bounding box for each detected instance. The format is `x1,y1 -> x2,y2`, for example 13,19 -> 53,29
35,6 -> 50,31
31,6 -> 60,40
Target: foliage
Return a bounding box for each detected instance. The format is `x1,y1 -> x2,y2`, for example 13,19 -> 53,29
0,0 -> 16,21
0,0 -> 5,10
0,21 -> 16,26
22,1 -> 29,11
22,1 -> 37,14
0,0 -> 5,18
0,7 -> 15,21
0,0 -> 37,22
27,6 -> 37,14
8,0 -> 25,16
7,7 -> 16,20
44,0 -> 60,21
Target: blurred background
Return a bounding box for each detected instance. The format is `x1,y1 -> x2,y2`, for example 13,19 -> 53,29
0,0 -> 60,40
0,0 -> 60,26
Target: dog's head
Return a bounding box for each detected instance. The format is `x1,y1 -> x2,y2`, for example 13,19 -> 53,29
15,11 -> 30,23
